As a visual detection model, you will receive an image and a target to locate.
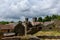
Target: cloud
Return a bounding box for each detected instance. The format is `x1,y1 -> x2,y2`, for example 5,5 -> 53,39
0,0 -> 60,21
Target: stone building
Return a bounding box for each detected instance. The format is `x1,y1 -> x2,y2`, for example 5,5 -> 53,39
2,17 -> 60,36
14,21 -> 25,36
27,17 -> 44,34
43,21 -> 55,31
0,23 -> 17,37
52,20 -> 60,31
14,17 -> 44,35
0,24 -> 15,33
43,20 -> 60,31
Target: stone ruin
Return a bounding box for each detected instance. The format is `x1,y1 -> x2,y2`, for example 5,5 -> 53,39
14,17 -> 44,36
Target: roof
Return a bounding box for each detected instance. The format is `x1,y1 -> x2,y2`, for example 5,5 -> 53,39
43,21 -> 54,26
6,23 -> 17,26
0,23 -> 17,29
31,22 -> 43,26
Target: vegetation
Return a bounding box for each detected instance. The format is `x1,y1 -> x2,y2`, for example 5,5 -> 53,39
0,21 -> 9,24
0,14 -> 59,24
51,15 -> 58,20
38,17 -> 43,22
0,21 -> 15,24
43,15 -> 51,22
38,14 -> 60,22
33,31 -> 60,36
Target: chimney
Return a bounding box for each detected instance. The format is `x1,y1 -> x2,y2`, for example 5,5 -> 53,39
25,18 -> 28,22
33,17 -> 37,22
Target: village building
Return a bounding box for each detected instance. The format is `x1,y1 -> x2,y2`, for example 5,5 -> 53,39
13,17 -> 44,35
43,19 -> 60,31
0,23 -> 17,37
43,21 -> 55,31
1,17 -> 60,37
52,19 -> 60,31
0,24 -> 14,33
27,17 -> 44,34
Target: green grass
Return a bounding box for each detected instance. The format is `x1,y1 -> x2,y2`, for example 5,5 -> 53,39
33,31 -> 60,36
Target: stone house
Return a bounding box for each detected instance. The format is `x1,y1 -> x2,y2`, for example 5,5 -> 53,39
53,20 -> 60,31
43,21 -> 55,31
8,18 -> 60,36
14,17 -> 44,35
14,22 -> 25,36
0,23 -> 17,37
1,17 -> 60,36
26,18 -> 44,34
43,20 -> 60,31
0,24 -> 15,33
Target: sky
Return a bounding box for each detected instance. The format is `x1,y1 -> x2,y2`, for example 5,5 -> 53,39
0,0 -> 60,21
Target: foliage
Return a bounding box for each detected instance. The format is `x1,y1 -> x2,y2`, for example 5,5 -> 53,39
51,15 -> 60,20
0,21 -> 9,24
38,17 -> 43,22
43,16 -> 51,22
38,14 -> 60,22
34,31 -> 60,36
57,16 -> 60,20
51,15 -> 58,20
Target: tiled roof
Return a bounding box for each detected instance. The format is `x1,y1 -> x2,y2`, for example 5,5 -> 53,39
31,22 -> 43,26
43,21 -> 54,26
0,23 -> 17,29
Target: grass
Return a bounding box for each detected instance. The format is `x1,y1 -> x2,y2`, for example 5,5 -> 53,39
33,31 -> 60,36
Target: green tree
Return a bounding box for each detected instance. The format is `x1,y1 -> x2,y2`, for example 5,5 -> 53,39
38,17 -> 42,22
44,16 -> 51,22
51,15 -> 58,20
57,16 -> 60,20
0,21 -> 9,24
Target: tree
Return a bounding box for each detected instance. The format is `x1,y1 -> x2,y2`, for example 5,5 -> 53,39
57,16 -> 60,20
51,15 -> 58,20
38,17 -> 43,22
44,16 -> 51,22
0,21 -> 9,24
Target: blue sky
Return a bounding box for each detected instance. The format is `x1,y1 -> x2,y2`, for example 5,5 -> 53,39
0,0 -> 60,21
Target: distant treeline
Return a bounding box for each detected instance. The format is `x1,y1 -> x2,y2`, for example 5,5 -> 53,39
0,21 -> 9,24
0,21 -> 14,24
38,14 -> 60,22
0,14 -> 60,24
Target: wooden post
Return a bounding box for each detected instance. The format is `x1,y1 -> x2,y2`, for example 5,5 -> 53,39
24,23 -> 27,37
25,25 -> 27,36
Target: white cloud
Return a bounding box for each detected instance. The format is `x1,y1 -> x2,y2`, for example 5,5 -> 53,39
0,0 -> 60,21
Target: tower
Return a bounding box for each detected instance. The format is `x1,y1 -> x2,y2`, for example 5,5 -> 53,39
25,18 -> 28,22
33,17 -> 37,22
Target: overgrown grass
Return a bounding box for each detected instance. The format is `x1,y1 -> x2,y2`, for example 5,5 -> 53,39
33,31 -> 60,36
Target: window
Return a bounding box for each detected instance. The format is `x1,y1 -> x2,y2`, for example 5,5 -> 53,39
38,27 -> 42,30
49,27 -> 52,29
